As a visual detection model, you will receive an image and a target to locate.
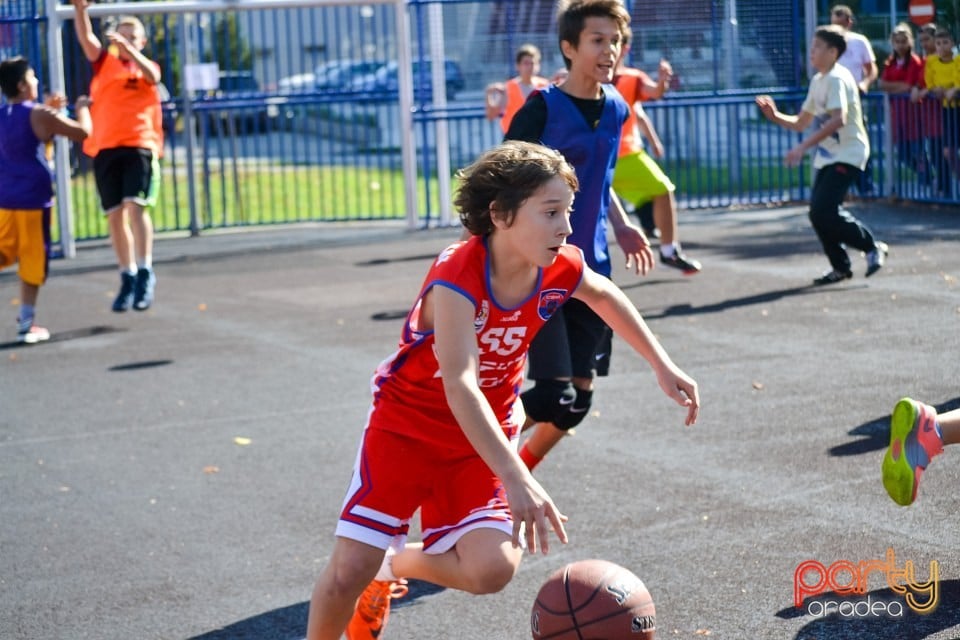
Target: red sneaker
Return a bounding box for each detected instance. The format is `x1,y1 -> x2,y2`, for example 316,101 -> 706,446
345,579 -> 408,640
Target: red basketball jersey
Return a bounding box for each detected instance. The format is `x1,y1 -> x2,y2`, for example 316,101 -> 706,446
368,236 -> 584,453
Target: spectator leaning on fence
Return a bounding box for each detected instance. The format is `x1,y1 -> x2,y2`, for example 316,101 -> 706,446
877,23 -> 928,184
914,23 -> 948,195
912,27 -> 960,199
918,23 -> 938,57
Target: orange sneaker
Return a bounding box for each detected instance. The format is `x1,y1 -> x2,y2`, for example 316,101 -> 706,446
345,579 -> 408,640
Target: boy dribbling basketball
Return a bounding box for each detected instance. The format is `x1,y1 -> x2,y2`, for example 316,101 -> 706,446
305,140 -> 699,640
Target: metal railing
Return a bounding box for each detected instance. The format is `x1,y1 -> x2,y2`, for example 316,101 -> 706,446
5,0 -> 957,253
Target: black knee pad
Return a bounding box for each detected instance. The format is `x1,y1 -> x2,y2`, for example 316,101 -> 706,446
553,387 -> 593,431
521,380 -> 576,425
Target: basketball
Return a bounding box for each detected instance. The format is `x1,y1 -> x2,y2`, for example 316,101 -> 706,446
530,559 -> 657,640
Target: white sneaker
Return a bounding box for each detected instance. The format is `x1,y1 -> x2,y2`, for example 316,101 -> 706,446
17,320 -> 50,344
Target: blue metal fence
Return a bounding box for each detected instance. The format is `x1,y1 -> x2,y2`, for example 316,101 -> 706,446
3,0 -> 957,245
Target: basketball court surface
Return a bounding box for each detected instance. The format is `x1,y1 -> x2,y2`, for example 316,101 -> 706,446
2,201 -> 959,639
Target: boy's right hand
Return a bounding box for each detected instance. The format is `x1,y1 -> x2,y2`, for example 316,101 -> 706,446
503,472 -> 568,555
44,93 -> 67,110
755,95 -> 776,120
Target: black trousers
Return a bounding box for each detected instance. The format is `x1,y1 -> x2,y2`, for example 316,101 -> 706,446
809,163 -> 877,273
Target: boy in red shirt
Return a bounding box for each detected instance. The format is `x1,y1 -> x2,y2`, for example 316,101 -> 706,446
305,141 -> 699,640
877,24 -> 927,184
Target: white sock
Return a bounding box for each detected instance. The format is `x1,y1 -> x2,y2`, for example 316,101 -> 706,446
374,545 -> 398,582
661,243 -> 677,257
122,265 -> 137,276
138,256 -> 152,270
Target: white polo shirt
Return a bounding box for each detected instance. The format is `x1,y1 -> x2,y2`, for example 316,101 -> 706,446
802,63 -> 870,170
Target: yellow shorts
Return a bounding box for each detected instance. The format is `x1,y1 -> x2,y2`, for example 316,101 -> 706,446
0,208 -> 51,286
612,150 -> 674,206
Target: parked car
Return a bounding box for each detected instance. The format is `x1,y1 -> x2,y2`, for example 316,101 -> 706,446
349,59 -> 466,101
196,70 -> 272,134
277,59 -> 384,94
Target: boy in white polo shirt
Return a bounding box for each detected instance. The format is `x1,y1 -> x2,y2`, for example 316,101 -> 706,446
756,25 -> 887,285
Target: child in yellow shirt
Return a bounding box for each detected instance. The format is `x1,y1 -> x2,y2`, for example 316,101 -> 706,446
912,27 -> 960,197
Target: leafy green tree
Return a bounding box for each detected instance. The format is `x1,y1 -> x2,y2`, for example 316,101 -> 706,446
203,13 -> 252,71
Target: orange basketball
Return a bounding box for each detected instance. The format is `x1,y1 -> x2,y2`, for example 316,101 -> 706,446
530,559 -> 657,639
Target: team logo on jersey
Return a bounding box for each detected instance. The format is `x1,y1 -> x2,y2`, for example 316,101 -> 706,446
435,244 -> 459,266
502,309 -> 522,323
537,289 -> 567,321
474,300 -> 490,332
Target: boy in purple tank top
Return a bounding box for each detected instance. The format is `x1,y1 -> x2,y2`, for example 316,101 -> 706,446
0,57 -> 91,343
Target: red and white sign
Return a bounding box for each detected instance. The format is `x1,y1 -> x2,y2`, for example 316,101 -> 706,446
908,0 -> 936,26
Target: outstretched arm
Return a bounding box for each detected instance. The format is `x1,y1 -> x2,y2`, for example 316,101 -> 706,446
485,81 -> 506,120
607,189 -> 654,276
71,0 -> 102,62
573,268 -> 700,426
633,103 -> 664,158
431,286 -> 567,553
31,95 -> 92,142
640,58 -> 672,100
755,95 -> 813,132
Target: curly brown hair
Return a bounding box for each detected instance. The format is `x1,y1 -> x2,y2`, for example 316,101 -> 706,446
455,141 -> 578,236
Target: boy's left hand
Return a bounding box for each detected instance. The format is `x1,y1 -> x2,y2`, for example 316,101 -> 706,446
106,31 -> 133,53
785,145 -> 805,167
655,364 -> 700,426
43,93 -> 67,110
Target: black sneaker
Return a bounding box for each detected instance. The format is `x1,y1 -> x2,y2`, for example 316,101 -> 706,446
660,251 -> 702,275
865,241 -> 888,277
133,267 -> 156,311
112,272 -> 136,312
812,270 -> 853,286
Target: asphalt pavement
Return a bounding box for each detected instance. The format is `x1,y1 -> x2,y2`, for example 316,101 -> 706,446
2,201 -> 960,640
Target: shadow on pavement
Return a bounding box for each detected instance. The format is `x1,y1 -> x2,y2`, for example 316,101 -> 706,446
356,253 -> 438,267
186,580 -> 445,640
0,325 -> 124,350
642,284 -> 851,320
188,602 -> 307,640
775,579 -> 960,640
108,359 -> 175,372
